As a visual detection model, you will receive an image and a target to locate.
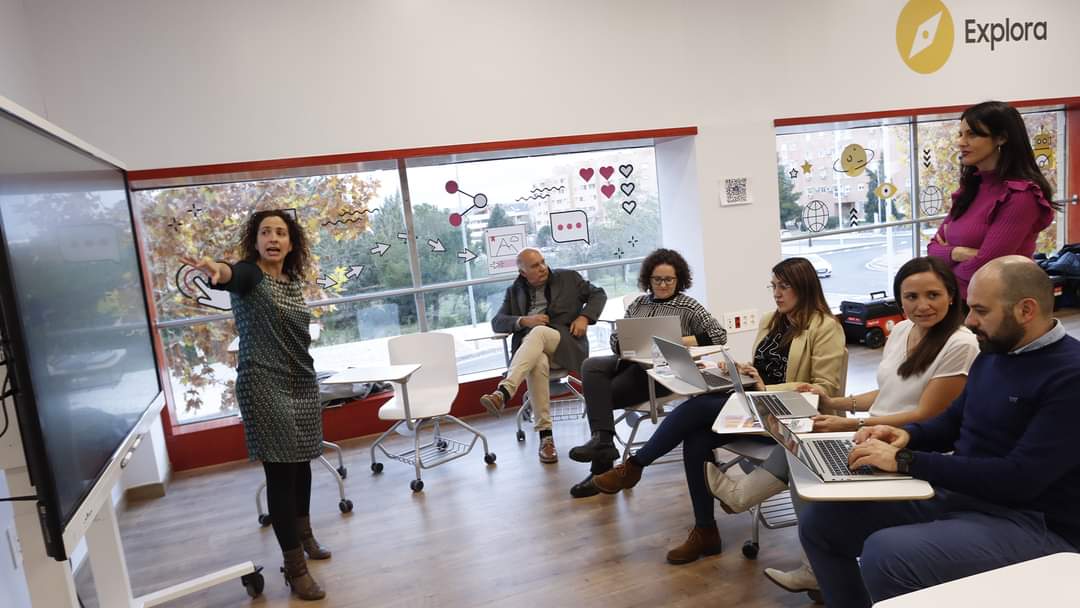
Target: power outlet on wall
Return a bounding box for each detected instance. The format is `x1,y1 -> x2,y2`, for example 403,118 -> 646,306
722,309 -> 760,333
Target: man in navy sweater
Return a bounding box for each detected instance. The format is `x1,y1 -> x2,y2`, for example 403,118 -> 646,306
798,256 -> 1080,608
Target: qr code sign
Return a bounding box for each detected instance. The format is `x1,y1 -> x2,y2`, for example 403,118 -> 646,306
723,177 -> 750,205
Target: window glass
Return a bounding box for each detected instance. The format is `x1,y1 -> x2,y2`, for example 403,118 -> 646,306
405,147 -> 660,281
776,125 -> 912,235
782,226 -> 914,310
135,145 -> 665,424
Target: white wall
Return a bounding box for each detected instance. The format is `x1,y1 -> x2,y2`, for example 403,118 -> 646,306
5,0 -> 1080,356
0,0 -> 44,116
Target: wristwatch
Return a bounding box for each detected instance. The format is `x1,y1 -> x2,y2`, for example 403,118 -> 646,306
895,448 -> 914,474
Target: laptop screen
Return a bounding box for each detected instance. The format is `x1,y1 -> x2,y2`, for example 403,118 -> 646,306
752,398 -> 820,476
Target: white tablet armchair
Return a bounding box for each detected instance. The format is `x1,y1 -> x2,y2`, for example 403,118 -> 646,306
371,332 -> 496,492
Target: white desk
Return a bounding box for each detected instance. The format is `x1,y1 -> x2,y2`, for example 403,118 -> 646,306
875,552 -> 1080,607
322,364 -> 421,385
786,448 -> 934,502
323,364 -> 422,429
465,332 -> 511,367
627,344 -> 726,367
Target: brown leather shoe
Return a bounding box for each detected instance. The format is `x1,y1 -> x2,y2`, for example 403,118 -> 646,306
592,459 -> 643,494
298,515 -> 331,560
479,389 -> 506,417
538,436 -> 558,463
666,526 -> 722,564
282,546 -> 326,601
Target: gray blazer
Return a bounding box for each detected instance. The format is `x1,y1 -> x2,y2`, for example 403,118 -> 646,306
491,269 -> 607,373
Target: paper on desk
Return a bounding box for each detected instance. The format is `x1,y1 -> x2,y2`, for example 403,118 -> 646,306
711,392 -> 819,435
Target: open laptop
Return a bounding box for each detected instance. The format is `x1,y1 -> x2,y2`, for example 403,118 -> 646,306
751,396 -> 912,482
616,316 -> 682,360
718,349 -> 819,419
652,337 -> 754,392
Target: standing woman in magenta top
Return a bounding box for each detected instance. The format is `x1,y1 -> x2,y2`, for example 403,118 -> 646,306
927,100 -> 1057,299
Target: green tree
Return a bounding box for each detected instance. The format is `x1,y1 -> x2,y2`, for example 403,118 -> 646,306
135,173 -> 379,415
778,164 -> 802,228
486,205 -> 512,228
864,167 -> 880,224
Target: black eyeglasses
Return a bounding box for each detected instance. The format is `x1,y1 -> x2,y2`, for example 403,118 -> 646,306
650,276 -> 677,286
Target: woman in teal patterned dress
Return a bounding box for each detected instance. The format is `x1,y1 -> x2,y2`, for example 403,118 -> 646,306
183,210 -> 329,601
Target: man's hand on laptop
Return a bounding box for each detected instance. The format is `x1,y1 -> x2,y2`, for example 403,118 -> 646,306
848,438 -> 900,472
854,424 -> 910,448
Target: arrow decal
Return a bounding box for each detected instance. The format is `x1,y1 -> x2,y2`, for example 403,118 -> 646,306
457,249 -> 478,263
428,239 -> 446,253
346,265 -> 364,279
317,275 -> 338,289
370,242 -> 391,256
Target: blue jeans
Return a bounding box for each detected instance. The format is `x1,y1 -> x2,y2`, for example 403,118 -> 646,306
798,490 -> 1077,607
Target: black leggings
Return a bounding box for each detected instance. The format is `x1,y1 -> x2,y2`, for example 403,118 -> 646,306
263,461 -> 313,551
634,393 -> 771,528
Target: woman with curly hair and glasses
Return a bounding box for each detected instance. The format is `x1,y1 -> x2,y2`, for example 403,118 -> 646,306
568,248 -> 726,498
182,209 -> 329,601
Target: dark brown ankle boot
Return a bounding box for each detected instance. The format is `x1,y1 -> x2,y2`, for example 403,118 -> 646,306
282,546 -> 326,601
665,526 -> 722,564
298,515 -> 332,560
592,458 -> 643,494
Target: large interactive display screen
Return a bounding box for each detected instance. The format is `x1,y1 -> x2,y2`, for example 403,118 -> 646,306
0,107 -> 162,559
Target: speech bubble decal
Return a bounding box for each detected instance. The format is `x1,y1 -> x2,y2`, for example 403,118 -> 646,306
550,210 -> 590,245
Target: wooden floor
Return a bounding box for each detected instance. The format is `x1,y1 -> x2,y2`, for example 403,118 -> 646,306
75,311 -> 1080,607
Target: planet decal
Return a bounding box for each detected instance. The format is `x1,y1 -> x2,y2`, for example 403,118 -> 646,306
833,143 -> 875,177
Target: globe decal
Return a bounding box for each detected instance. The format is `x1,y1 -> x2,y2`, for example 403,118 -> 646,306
920,185 -> 944,216
802,200 -> 830,233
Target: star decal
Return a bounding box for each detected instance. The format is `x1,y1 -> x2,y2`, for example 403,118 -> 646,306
801,160 -> 813,175
789,168 -> 799,180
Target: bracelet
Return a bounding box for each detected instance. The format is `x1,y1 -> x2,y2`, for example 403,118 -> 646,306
850,395 -> 857,412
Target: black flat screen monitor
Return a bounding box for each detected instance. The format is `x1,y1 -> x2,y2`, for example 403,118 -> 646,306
0,107 -> 162,560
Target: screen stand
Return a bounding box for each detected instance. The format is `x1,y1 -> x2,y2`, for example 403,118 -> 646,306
10,465 -> 261,607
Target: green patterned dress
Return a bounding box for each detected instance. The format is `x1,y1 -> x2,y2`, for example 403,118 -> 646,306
219,261 -> 322,462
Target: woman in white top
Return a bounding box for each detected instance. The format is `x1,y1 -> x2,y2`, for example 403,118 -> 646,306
707,256 -> 979,602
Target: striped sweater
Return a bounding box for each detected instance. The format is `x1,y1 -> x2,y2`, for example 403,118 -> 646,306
611,293 -> 727,353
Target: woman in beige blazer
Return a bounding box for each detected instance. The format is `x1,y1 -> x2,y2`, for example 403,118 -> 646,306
589,257 -> 845,565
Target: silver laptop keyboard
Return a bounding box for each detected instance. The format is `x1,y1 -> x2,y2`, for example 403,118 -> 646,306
816,439 -> 875,476
752,393 -> 792,416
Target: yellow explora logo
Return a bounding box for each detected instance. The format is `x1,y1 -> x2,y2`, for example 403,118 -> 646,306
896,0 -> 955,74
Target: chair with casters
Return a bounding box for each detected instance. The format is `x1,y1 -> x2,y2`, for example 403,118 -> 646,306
714,347 -> 849,559
612,392 -> 683,462
371,332 -> 495,492
239,324 -> 353,524
514,368 -> 586,442
255,439 -> 352,526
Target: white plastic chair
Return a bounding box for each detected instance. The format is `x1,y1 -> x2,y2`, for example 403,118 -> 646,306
370,332 -> 495,492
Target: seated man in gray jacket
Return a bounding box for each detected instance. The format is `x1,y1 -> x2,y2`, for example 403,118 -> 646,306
481,248 -> 607,463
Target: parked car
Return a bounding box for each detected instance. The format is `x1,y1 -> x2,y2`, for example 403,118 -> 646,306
803,253 -> 833,278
